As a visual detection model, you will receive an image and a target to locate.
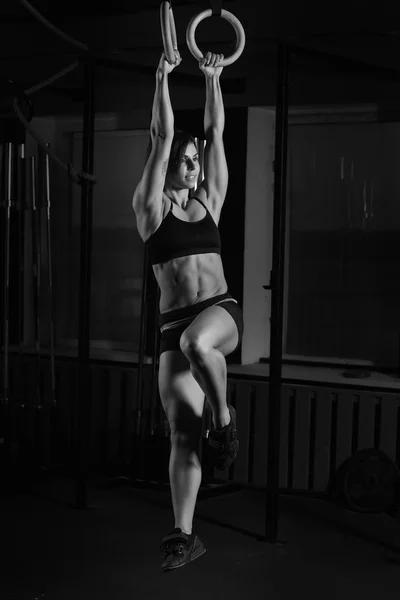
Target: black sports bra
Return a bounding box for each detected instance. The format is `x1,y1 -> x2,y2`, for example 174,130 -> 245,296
145,197 -> 221,266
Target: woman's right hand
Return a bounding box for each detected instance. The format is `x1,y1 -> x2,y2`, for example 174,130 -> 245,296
157,50 -> 182,75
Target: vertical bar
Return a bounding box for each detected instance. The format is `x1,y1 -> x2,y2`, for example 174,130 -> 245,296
149,287 -> 160,436
265,43 -> 289,543
75,57 -> 96,509
17,144 -> 26,395
0,142 -> 14,468
44,153 -> 56,407
2,143 -> 13,409
1,141 -> 17,469
132,245 -> 149,479
31,155 -> 41,408
398,333 -> 400,379
1,143 -> 13,467
135,247 -> 149,436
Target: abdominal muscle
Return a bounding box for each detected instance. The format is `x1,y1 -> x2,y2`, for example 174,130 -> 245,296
153,252 -> 228,314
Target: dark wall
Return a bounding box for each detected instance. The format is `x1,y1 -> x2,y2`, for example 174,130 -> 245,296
30,43 -> 400,120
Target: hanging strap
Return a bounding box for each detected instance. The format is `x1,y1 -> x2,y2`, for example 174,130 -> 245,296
210,0 -> 222,16
18,0 -> 96,186
12,62 -> 97,187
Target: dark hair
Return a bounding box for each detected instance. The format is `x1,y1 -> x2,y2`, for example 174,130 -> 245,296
144,129 -> 198,176
167,130 -> 198,174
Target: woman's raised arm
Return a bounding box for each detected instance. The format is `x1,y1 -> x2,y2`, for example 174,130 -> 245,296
150,51 -> 182,140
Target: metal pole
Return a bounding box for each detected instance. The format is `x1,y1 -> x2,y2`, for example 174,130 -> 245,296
136,246 -> 149,437
0,143 -> 13,467
264,42 -> 289,543
149,286 -> 161,437
17,144 -> 26,400
2,143 -> 13,409
31,156 -> 42,409
75,57 -> 96,509
44,153 -> 56,408
133,245 -> 149,479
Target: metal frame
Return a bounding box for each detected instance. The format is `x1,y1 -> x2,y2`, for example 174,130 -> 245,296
0,143 -> 13,468
264,43 -> 290,543
74,57 -> 96,509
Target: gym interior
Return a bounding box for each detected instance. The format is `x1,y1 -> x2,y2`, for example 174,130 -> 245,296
2,0 -> 400,598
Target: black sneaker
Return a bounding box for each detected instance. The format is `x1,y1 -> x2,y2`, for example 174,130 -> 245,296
208,404 -> 239,471
160,528 -> 206,572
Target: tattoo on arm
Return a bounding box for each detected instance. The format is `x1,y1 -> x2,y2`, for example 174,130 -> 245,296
158,131 -> 166,140
162,159 -> 168,175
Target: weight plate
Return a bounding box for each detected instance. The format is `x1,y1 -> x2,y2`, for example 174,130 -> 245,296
334,449 -> 400,514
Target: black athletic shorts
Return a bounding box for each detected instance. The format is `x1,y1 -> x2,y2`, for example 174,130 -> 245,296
158,291 -> 243,356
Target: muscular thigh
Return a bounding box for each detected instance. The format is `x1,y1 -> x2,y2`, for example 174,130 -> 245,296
158,350 -> 206,436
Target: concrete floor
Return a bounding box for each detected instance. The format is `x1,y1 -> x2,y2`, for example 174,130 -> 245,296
2,473 -> 400,600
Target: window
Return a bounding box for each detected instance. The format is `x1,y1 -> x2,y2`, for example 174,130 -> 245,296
58,130 -> 148,355
286,121 -> 400,368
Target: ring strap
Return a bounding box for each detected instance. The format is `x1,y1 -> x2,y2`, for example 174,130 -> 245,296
160,1 -> 177,64
211,0 -> 222,17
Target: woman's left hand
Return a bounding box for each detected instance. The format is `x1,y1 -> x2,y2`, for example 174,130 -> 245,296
199,52 -> 224,77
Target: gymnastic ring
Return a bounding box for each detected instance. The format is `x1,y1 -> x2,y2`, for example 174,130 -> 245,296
160,1 -> 178,65
186,8 -> 245,67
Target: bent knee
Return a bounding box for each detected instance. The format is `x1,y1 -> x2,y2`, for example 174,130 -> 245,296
179,332 -> 205,358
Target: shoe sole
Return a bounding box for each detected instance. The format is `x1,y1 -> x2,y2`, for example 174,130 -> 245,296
161,538 -> 207,572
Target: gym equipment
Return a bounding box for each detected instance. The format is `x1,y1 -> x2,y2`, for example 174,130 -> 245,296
13,65 -> 96,187
186,8 -> 246,67
149,286 -> 161,439
331,448 -> 400,514
2,143 -> 13,408
16,144 -> 26,405
0,138 -> 59,475
20,0 -> 88,52
30,155 -> 42,409
160,1 -> 178,65
44,152 -> 56,408
75,57 -> 96,510
264,43 -> 290,544
0,81 -> 33,123
134,245 -> 149,459
0,143 -> 13,469
132,248 -> 169,484
160,1 -> 246,68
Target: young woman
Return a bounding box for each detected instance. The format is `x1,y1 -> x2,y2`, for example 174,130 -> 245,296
132,49 -> 243,572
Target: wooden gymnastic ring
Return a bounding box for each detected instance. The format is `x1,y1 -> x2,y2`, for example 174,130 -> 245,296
186,8 -> 245,67
160,1 -> 178,65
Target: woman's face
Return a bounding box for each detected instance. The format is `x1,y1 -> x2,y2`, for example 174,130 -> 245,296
168,142 -> 199,189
